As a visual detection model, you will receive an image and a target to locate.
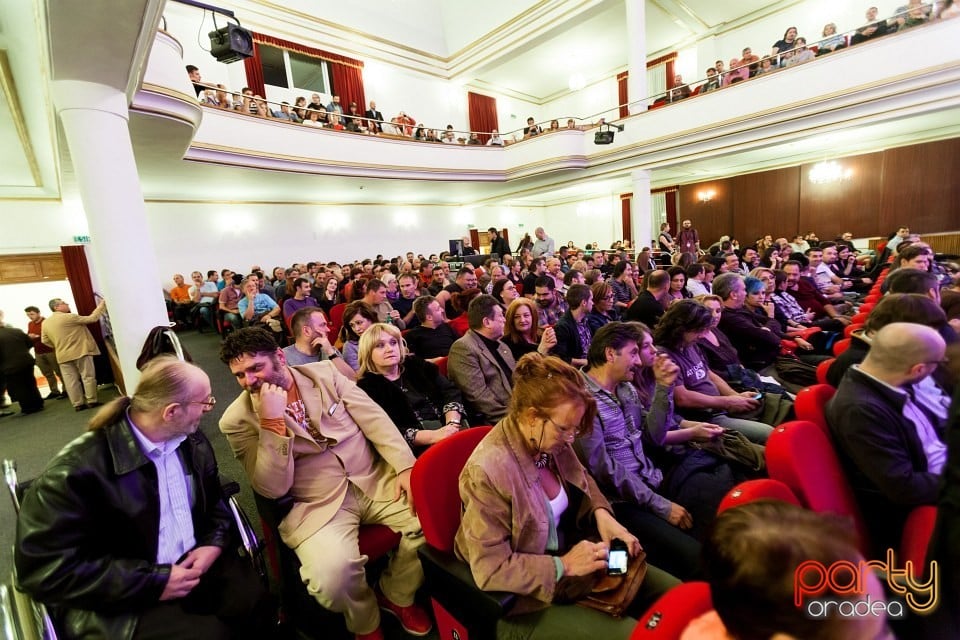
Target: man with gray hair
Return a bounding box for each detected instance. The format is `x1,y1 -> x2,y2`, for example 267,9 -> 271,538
16,357 -> 269,638
827,322 -> 947,556
41,297 -> 107,411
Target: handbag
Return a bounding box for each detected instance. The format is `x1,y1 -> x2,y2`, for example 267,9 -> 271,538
578,551 -> 648,618
691,429 -> 766,473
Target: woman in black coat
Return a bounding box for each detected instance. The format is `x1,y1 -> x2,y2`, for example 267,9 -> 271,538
356,322 -> 465,454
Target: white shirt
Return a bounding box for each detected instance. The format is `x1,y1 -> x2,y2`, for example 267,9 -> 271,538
128,414 -> 196,564
686,279 -> 710,297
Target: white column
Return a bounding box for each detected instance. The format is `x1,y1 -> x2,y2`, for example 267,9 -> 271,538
625,0 -> 648,115
52,80 -> 170,392
630,169 -> 653,248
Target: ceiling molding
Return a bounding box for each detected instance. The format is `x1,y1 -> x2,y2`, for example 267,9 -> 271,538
0,49 -> 42,187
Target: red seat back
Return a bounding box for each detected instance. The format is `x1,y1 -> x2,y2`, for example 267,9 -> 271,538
794,384 -> 836,436
434,356 -> 449,378
328,303 -> 347,340
717,479 -> 800,514
632,582 -> 713,639
815,359 -> 834,385
411,426 -> 492,552
844,323 -> 863,338
359,524 -> 402,559
832,338 -> 852,356
766,420 -> 870,552
901,506 -> 937,576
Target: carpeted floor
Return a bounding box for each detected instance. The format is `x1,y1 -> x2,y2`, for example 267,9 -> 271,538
1,330 -> 437,639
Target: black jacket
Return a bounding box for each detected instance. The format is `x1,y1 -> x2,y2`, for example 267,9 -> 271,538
15,418 -> 233,639
489,236 -> 511,258
0,326 -> 36,374
718,306 -> 782,371
552,311 -> 587,363
826,368 -> 943,556
357,356 -> 463,451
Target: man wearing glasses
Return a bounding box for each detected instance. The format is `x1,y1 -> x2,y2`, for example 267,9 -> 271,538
41,296 -> 107,411
16,357 -> 270,638
827,322 -> 948,557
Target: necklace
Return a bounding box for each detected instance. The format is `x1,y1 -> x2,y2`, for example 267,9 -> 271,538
534,452 -> 550,469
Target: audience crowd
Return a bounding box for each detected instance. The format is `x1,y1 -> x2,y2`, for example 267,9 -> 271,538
9,218 -> 959,639
656,2 -> 949,105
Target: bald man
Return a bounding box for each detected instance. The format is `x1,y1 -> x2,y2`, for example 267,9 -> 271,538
826,323 -> 947,556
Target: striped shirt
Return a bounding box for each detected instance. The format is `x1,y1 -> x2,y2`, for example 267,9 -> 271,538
128,415 -> 195,564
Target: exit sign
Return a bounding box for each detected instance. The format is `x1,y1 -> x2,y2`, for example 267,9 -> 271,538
73,235 -> 91,243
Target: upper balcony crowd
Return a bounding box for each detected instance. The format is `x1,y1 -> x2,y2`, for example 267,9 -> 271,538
179,1 -> 957,147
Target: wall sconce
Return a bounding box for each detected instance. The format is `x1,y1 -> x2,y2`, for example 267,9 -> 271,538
809,160 -> 853,184
698,189 -> 715,203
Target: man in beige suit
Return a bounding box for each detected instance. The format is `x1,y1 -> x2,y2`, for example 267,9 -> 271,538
41,297 -> 106,411
218,328 -> 430,640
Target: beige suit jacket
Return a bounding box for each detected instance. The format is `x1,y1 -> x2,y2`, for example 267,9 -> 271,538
447,330 -> 515,423
219,362 -> 416,548
40,306 -> 104,363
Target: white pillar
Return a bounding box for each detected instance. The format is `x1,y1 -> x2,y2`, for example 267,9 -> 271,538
630,169 -> 653,248
52,80 -> 170,392
625,0 -> 648,115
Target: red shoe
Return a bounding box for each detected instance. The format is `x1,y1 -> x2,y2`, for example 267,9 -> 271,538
355,627 -> 384,640
376,590 -> 433,636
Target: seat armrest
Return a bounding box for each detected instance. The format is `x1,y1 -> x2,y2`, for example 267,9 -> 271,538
418,546 -> 515,620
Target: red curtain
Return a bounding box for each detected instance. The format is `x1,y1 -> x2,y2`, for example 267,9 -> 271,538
245,33 -> 366,109
243,41 -> 266,98
60,245 -> 103,342
620,193 -> 633,245
617,72 -> 629,118
329,63 -> 366,114
468,92 -> 498,144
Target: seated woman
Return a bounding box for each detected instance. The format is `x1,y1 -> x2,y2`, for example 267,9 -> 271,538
311,274 -> 341,315
586,282 -> 618,335
655,300 -> 774,443
666,266 -> 690,303
337,301 -> 377,371
455,353 -> 679,638
684,501 -> 894,640
817,22 -> 847,55
491,278 -> 520,307
503,298 -> 557,361
356,323 -> 465,454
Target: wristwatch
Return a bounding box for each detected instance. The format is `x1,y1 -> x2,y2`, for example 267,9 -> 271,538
326,349 -> 342,360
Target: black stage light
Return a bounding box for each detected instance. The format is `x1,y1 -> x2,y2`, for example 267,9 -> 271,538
209,23 -> 253,63
594,129 -> 615,145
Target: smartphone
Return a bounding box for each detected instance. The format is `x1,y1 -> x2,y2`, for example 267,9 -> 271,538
607,538 -> 629,576
752,392 -> 763,401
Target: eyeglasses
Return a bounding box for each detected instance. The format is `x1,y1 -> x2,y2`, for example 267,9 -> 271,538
604,294 -> 615,300
545,415 -> 581,440
187,395 -> 217,408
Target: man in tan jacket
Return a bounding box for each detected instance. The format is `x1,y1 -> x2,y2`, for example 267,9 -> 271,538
218,327 -> 430,640
41,297 -> 106,411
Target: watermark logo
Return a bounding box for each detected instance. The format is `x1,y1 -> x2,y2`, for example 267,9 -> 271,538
794,549 -> 938,619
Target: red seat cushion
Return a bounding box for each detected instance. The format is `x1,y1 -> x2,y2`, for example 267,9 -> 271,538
717,479 -> 800,514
